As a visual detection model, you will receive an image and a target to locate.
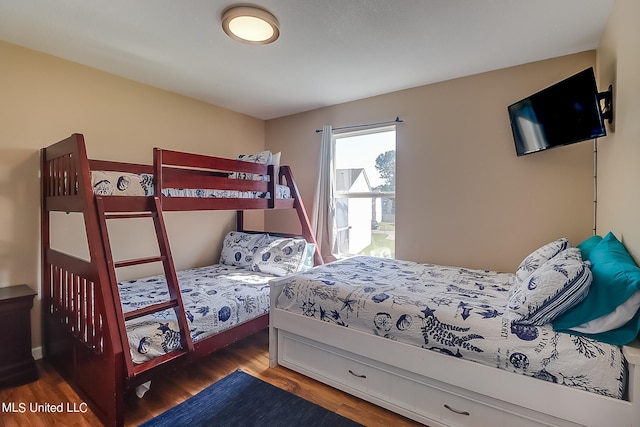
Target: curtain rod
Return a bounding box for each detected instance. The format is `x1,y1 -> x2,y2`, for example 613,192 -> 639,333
315,117 -> 403,133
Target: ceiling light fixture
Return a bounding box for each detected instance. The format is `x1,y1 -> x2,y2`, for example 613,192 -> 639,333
222,5 -> 280,45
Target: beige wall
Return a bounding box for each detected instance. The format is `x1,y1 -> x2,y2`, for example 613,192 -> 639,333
596,0 -> 640,259
266,52 -> 597,272
0,41 -> 266,349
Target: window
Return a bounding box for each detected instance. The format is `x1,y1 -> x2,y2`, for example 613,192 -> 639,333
333,126 -> 396,258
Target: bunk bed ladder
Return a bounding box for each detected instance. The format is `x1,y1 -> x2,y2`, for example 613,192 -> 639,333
95,196 -> 194,379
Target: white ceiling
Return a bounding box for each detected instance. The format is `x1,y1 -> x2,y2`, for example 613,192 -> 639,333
0,0 -> 613,120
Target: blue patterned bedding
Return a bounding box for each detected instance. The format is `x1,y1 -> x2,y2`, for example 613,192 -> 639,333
275,256 -> 626,398
161,185 -> 291,200
91,171 -> 291,199
119,264 -> 272,364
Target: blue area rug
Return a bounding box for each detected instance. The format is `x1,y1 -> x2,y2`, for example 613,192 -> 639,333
140,370 -> 363,427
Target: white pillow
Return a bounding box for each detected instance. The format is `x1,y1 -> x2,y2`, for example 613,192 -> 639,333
219,231 -> 269,268
252,237 -> 307,277
570,291 -> 640,334
508,248 -> 592,326
271,152 -> 281,181
515,238 -> 571,283
230,151 -> 272,181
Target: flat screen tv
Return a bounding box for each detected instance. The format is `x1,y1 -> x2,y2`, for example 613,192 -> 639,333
508,67 -> 606,157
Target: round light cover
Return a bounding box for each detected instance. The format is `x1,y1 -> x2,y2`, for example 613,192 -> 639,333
222,6 -> 280,44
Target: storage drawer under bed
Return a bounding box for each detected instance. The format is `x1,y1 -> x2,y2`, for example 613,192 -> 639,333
277,330 -> 582,427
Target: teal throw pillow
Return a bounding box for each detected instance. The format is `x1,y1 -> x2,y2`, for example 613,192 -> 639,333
577,235 -> 602,261
553,232 -> 640,344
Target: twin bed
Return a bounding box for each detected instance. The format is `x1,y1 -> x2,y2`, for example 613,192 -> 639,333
270,247 -> 640,426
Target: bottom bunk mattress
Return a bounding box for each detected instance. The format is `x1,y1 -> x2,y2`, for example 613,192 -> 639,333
118,264 -> 272,364
274,256 -> 626,399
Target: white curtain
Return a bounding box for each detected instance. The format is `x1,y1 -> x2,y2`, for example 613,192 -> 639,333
312,125 -> 336,260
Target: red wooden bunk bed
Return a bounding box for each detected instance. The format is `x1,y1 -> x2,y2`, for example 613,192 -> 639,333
41,133 -> 321,426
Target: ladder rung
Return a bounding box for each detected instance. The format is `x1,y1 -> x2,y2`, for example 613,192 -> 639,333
124,300 -> 179,321
104,212 -> 155,220
114,256 -> 166,268
132,348 -> 189,376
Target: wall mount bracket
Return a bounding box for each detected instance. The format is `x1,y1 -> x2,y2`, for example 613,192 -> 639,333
598,85 -> 614,124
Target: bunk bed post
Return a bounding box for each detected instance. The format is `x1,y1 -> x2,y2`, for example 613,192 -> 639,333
279,165 -> 323,266
267,164 -> 275,209
40,147 -> 50,358
75,135 -> 127,426
154,148 -> 164,204
236,210 -> 245,232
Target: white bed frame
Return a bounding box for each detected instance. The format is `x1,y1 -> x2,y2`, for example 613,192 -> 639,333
269,276 -> 640,427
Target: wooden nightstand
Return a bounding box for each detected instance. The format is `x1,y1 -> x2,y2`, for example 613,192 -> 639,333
0,285 -> 38,388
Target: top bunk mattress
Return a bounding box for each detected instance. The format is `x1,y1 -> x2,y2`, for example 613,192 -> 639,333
91,170 -> 291,199
274,256 -> 626,399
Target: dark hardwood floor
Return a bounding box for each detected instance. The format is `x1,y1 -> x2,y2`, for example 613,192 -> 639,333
0,329 -> 423,426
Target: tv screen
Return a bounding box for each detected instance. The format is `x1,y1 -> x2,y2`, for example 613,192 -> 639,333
508,67 -> 606,157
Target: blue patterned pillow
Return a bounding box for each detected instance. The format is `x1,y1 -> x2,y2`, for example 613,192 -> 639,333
219,231 -> 269,268
515,238 -> 571,283
252,238 -> 307,276
508,248 -> 592,326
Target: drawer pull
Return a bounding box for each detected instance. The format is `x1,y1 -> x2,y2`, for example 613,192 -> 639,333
444,404 -> 470,416
348,369 -> 366,379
